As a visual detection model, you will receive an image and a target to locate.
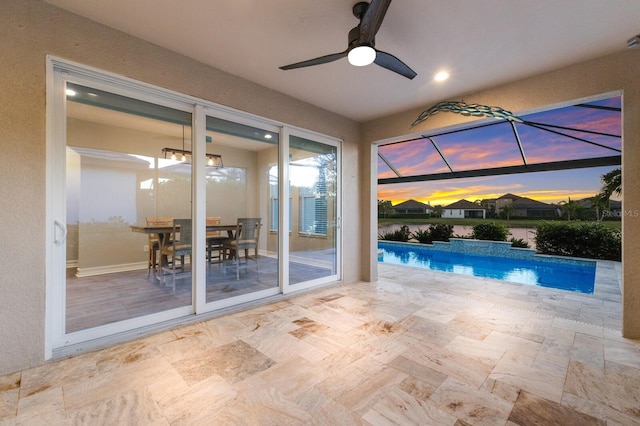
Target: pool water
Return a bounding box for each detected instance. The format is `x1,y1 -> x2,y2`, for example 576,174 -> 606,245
378,242 -> 596,294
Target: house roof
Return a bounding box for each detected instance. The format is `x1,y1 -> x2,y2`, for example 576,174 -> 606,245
496,193 -> 556,209
444,199 -> 486,210
579,198 -> 622,209
497,193 -> 520,200
511,196 -> 555,208
393,199 -> 433,210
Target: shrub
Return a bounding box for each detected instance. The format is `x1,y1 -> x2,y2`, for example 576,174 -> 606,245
411,228 -> 432,244
378,225 -> 411,242
428,224 -> 454,242
509,238 -> 530,249
384,213 -> 432,219
471,222 -> 509,241
535,221 -> 621,261
411,224 -> 454,244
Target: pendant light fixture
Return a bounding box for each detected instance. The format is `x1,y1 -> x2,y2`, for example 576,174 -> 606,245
161,126 -> 223,168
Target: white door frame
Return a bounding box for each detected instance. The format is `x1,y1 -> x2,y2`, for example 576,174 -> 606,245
45,56 -> 343,359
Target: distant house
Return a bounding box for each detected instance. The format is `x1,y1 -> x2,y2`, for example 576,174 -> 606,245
442,199 -> 486,219
496,193 -> 559,218
392,199 -> 434,215
483,198 -> 497,216
579,197 -> 622,218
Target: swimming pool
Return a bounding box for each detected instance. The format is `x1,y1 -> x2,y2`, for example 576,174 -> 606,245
378,241 -> 596,294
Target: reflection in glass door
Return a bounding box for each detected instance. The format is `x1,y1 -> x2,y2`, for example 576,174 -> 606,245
204,115 -> 281,304
64,82 -> 194,334
288,135 -> 339,287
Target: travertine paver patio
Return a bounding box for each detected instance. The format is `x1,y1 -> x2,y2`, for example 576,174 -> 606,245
1,261 -> 637,425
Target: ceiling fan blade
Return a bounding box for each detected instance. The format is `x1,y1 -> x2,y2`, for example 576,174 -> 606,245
374,50 -> 417,79
359,0 -> 391,44
279,50 -> 348,70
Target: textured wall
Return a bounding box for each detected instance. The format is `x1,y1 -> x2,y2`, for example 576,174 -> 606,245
0,0 -> 361,375
362,50 -> 640,338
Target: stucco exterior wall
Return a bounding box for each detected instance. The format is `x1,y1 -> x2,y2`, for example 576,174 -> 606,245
442,209 -> 464,219
0,0 -> 361,375
362,50 -> 640,338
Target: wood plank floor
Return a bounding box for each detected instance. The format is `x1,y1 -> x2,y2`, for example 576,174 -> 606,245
66,256 -> 332,333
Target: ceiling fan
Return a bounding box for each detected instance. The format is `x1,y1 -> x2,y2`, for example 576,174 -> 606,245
279,0 -> 417,79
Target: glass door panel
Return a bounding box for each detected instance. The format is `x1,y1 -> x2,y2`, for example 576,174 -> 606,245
65,82 -> 193,333
204,116 -> 280,303
288,135 -> 338,286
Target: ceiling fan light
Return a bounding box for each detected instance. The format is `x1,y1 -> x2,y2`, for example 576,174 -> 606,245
348,45 -> 376,66
434,71 -> 450,82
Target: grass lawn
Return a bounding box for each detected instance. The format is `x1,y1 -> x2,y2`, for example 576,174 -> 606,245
378,217 -> 622,230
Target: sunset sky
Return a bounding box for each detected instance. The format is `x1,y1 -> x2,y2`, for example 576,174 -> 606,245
377,97 -> 621,206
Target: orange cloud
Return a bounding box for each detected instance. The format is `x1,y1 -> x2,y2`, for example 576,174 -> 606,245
379,141 -> 454,178
379,182 -> 525,206
378,177 -> 604,206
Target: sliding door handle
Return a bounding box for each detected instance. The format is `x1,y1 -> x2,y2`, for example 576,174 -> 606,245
54,220 -> 67,246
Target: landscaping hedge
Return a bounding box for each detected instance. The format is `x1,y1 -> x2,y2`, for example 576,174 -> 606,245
535,221 -> 621,261
378,225 -> 411,242
471,222 -> 509,241
411,224 -> 454,244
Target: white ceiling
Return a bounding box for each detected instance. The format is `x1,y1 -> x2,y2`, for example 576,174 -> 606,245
45,0 -> 640,123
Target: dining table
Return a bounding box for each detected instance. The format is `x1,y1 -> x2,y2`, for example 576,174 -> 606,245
130,222 -> 238,280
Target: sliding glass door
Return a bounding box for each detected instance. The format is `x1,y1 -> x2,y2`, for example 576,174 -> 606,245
203,113 -> 281,307
50,73 -> 197,347
288,132 -> 340,289
47,57 -> 341,355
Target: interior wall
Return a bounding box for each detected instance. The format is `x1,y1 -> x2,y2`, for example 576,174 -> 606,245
66,119 -> 264,272
0,0 -> 361,375
361,49 -> 640,338
206,144 -> 258,225
256,147 -> 276,252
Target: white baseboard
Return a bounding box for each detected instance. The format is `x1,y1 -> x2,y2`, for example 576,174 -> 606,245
76,262 -> 147,278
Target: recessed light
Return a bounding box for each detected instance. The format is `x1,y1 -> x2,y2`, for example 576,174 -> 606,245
434,71 -> 450,82
65,89 -> 76,96
264,134 -> 273,139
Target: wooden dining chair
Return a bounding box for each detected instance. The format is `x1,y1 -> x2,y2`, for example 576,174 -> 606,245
206,216 -> 228,266
145,216 -> 173,277
222,217 -> 261,280
160,218 -> 192,292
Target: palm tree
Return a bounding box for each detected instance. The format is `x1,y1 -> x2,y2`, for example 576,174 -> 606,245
597,167 -> 621,203
590,195 -> 608,221
378,200 -> 393,218
559,197 -> 581,221
501,204 -> 514,220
